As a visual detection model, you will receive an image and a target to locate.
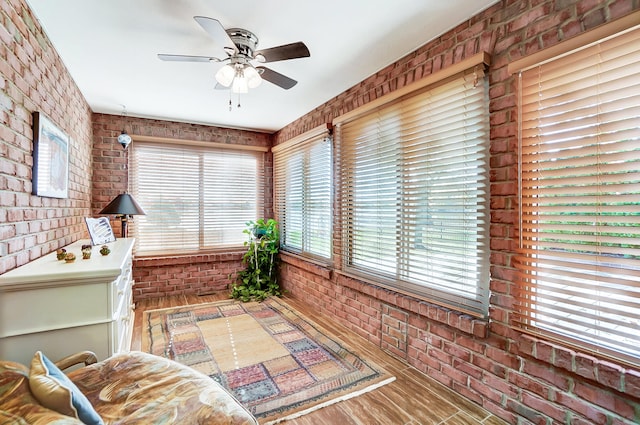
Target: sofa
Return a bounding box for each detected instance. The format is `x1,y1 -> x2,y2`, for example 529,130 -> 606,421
0,350 -> 258,425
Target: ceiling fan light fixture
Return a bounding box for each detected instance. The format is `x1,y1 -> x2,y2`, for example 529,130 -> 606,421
232,72 -> 249,94
244,66 -> 262,89
215,64 -> 235,87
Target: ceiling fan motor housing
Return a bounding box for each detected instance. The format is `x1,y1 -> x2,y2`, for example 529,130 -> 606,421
226,28 -> 259,59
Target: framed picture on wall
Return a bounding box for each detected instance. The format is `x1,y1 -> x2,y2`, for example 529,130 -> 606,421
32,112 -> 69,198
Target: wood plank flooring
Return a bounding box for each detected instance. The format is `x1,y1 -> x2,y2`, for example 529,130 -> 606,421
132,293 -> 507,425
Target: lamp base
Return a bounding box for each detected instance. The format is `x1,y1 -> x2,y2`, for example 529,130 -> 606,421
118,215 -> 129,238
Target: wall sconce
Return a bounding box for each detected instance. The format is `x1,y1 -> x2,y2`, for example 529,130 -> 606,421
118,130 -> 132,150
118,105 -> 132,149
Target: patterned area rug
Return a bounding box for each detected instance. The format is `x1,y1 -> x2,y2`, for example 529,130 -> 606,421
143,298 -> 395,424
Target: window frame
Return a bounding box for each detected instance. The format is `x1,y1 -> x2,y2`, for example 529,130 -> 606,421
334,53 -> 492,318
273,125 -> 333,261
511,16 -> 640,365
129,137 -> 267,256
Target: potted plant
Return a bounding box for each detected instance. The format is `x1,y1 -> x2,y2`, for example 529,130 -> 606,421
230,219 -> 282,302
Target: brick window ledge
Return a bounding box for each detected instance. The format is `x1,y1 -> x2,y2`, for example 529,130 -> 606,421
279,251 -> 488,339
279,251 -> 332,280
134,251 -> 245,267
335,270 -> 489,339
518,334 -> 640,397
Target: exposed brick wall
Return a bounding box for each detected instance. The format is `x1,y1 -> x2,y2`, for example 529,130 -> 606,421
0,0 -> 93,274
132,251 -> 246,300
276,1 -> 640,424
91,113 -> 273,300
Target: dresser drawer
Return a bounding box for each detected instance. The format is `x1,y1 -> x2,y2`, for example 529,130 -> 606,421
112,279 -> 133,354
111,255 -> 132,315
0,282 -> 111,337
115,307 -> 133,353
112,278 -> 130,317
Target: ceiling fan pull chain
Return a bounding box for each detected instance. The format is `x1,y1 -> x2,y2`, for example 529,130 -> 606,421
227,92 -> 242,110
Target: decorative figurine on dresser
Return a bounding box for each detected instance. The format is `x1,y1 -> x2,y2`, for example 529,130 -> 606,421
0,238 -> 135,365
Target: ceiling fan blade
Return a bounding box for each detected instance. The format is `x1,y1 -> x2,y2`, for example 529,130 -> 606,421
255,42 -> 310,63
158,54 -> 219,62
257,66 -> 297,89
194,16 -> 237,54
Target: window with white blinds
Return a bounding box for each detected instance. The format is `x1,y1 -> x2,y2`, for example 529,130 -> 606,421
514,25 -> 640,363
339,67 -> 490,317
273,128 -> 332,259
129,141 -> 264,255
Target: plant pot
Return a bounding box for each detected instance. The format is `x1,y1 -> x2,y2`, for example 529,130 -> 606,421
252,228 -> 267,239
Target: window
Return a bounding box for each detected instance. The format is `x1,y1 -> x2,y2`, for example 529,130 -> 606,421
273,126 -> 332,259
514,24 -> 640,363
337,58 -> 490,317
130,141 -> 265,255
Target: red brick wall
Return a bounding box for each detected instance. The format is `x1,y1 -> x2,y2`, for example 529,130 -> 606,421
275,1 -> 640,424
0,0 -> 93,274
91,113 -> 273,300
133,252 -> 246,299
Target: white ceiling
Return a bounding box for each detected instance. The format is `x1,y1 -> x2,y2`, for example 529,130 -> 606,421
26,0 -> 498,133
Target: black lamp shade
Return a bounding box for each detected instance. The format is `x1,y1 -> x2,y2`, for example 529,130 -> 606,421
99,193 -> 146,216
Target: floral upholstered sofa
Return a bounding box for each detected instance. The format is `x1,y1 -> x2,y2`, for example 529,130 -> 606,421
0,350 -> 258,425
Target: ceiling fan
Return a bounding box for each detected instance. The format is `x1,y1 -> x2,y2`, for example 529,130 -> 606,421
158,16 -> 310,93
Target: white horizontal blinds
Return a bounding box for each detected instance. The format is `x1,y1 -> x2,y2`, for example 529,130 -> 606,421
341,109 -> 401,275
130,142 -> 263,255
273,131 -> 332,259
129,143 -> 199,253
202,150 -> 263,248
276,151 -> 304,250
305,139 -> 332,257
341,68 -> 490,316
403,70 -> 490,309
515,26 -> 640,362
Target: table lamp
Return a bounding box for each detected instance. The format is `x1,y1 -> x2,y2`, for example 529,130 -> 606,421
99,193 -> 146,238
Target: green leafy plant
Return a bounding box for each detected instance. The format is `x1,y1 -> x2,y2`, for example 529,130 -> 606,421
230,218 -> 282,302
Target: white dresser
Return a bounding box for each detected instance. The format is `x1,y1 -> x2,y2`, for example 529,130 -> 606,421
0,238 -> 134,365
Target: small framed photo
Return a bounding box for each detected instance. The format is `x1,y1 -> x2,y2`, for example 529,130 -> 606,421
32,112 -> 69,198
85,217 -> 117,245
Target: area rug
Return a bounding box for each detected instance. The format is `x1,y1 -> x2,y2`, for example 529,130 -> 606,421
143,298 -> 395,424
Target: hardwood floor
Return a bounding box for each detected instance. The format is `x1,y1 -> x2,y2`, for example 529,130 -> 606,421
132,293 -> 507,425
